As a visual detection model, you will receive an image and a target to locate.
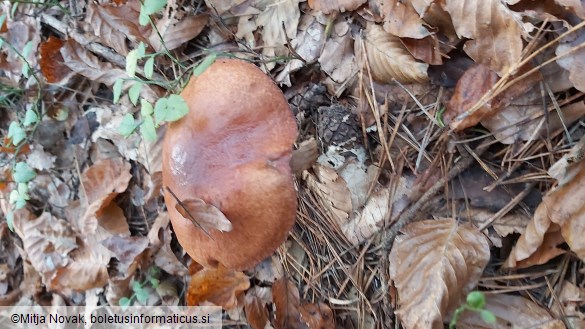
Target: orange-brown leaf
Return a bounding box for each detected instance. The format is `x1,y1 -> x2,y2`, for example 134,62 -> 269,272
272,278 -> 307,329
445,64 -> 498,130
82,157 -> 132,216
300,303 -> 335,329
389,218 -> 490,329
186,265 -> 250,309
244,289 -> 270,329
505,159 -> 585,268
39,36 -> 72,84
380,0 -> 431,39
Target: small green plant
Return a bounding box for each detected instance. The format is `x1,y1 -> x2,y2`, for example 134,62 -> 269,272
449,291 -> 496,328
114,0 -> 217,142
119,266 -> 161,309
0,12 -> 42,231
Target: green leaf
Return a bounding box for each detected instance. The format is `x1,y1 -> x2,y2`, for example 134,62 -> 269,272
119,297 -> 132,308
193,53 -> 217,77
480,310 -> 496,324
142,0 -> 167,15
135,288 -> 149,304
164,94 -> 189,122
149,278 -> 160,289
139,6 -> 150,26
21,63 -> 30,78
23,109 -> 39,126
144,57 -> 155,79
113,79 -> 124,104
140,115 -> 157,142
466,291 -> 486,310
13,162 -> 36,183
7,121 -> 26,145
119,113 -> 139,137
126,50 -> 138,77
141,99 -> 154,116
136,42 -> 146,59
132,281 -> 143,293
17,183 -> 29,200
6,210 -> 14,232
154,97 -> 168,125
9,190 -> 19,204
14,195 -> 26,210
21,41 -> 33,58
128,81 -> 143,106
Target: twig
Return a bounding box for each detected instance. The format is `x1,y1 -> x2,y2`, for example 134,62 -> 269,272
381,140 -> 491,253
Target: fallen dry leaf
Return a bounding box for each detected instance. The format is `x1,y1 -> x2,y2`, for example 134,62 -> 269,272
442,0 -> 524,75
318,19 -> 358,91
273,278 -> 307,329
362,23 -> 429,83
556,24 -> 585,92
401,36 -> 443,65
505,159 -> 585,268
457,293 -> 565,329
300,302 -> 335,329
39,36 -> 73,84
85,1 -> 149,55
82,157 -> 132,218
379,0 -> 432,39
149,14 -> 208,51
308,0 -> 367,14
244,287 -> 270,329
186,265 -> 250,309
174,197 -> 233,233
303,164 -> 352,228
551,281 -> 585,329
389,218 -> 490,329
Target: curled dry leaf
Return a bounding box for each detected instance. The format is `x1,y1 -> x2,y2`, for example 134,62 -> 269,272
303,164 -> 352,228
300,302 -> 335,329
86,2 -> 149,55
442,0 -> 523,75
39,36 -> 74,84
504,159 -> 585,268
174,197 -> 233,233
272,278 -> 306,329
318,19 -> 358,91
389,218 -> 490,329
149,14 -> 208,52
244,287 -> 271,329
186,265 -> 250,309
457,293 -> 565,329
555,26 -> 585,92
82,157 -> 132,218
363,23 -> 429,84
379,0 -> 431,39
308,0 -> 367,14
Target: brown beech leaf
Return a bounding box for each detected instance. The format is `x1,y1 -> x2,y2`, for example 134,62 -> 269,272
363,23 -> 429,83
556,27 -> 585,92
389,218 -> 490,329
186,265 -> 250,309
39,36 -> 74,84
442,0 -> 523,75
175,197 -> 233,233
307,0 -> 367,14
303,164 -> 352,228
82,157 -> 132,216
379,0 -> 431,39
445,64 -> 499,130
150,14 -> 208,51
401,36 -> 443,65
272,278 -> 307,329
244,288 -> 270,329
300,303 -> 335,329
504,159 -> 585,268
86,1 -> 149,55
60,40 -> 127,87
458,294 -> 565,329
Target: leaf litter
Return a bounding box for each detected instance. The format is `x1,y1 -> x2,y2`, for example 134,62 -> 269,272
1,0 -> 585,328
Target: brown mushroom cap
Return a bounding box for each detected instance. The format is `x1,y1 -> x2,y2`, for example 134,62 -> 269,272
162,59 -> 298,270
